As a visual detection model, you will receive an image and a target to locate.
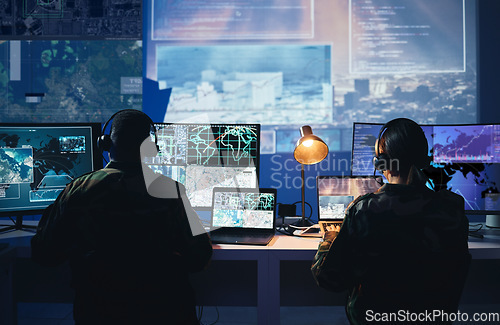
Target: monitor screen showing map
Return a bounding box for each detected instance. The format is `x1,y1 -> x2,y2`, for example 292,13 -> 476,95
0,124 -> 101,215
211,188 -> 276,230
143,123 -> 260,209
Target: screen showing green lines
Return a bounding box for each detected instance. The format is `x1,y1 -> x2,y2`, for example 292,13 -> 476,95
144,123 -> 260,209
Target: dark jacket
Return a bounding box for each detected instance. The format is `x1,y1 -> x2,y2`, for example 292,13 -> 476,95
312,183 -> 470,324
31,161 -> 212,325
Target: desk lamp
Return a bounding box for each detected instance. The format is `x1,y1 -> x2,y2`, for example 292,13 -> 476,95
293,125 -> 329,227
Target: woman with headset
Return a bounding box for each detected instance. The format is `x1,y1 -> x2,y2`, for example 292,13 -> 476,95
311,118 -> 470,325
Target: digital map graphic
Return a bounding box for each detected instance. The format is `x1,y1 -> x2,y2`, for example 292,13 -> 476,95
212,192 -> 274,228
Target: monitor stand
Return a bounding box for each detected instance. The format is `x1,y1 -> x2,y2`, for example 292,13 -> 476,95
0,215 -> 38,234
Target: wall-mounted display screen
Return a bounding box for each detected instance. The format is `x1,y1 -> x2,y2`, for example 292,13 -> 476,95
0,40 -> 142,123
144,0 -> 477,154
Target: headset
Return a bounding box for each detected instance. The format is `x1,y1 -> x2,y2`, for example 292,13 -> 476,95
372,118 -> 430,172
372,122 -> 391,171
98,109 -> 159,153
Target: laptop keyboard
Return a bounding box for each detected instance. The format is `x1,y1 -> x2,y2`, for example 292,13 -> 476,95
211,231 -> 272,239
320,221 -> 342,232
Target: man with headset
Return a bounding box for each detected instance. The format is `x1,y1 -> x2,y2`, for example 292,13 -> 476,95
31,109 -> 212,324
311,118 -> 470,325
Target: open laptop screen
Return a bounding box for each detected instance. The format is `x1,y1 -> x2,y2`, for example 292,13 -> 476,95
211,188 -> 276,229
317,176 -> 382,221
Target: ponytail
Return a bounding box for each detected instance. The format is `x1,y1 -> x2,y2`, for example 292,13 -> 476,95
407,165 -> 429,187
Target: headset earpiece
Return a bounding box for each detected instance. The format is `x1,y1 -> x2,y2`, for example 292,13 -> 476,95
373,153 -> 391,171
97,134 -> 112,152
373,125 -> 389,171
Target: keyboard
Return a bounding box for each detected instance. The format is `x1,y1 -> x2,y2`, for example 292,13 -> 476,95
210,230 -> 274,245
319,221 -> 342,233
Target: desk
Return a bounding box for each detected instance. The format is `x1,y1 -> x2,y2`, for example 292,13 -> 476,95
2,226 -> 500,325
212,232 -> 500,324
212,235 -> 321,324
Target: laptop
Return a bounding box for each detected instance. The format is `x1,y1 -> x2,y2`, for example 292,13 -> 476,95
316,176 -> 382,233
209,187 -> 277,245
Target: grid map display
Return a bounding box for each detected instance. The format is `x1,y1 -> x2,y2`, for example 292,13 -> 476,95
144,123 -> 260,209
187,125 -> 258,166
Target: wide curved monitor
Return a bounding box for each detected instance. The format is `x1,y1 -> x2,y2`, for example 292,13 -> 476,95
351,122 -> 500,214
0,123 -> 101,216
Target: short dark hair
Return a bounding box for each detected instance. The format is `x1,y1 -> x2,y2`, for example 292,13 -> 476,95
110,110 -> 153,153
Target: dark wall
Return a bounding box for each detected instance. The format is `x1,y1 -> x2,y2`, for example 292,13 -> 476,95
478,0 -> 500,123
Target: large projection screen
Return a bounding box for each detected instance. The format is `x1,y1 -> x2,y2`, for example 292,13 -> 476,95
144,0 -> 477,152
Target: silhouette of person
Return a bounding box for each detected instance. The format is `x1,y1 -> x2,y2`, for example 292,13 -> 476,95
32,109 -> 212,325
312,118 -> 470,325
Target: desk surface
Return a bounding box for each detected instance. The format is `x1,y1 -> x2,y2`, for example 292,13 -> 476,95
1,222 -> 500,259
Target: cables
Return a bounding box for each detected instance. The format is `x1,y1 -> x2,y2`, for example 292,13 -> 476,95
469,223 -> 483,232
291,200 -> 313,221
468,223 -> 484,239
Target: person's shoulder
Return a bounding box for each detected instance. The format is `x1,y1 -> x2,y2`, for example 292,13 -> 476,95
148,173 -> 186,199
78,167 -> 121,181
347,192 -> 376,211
434,189 -> 465,207
68,167 -> 123,189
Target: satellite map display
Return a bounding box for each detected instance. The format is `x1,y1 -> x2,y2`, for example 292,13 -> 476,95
0,40 -> 142,123
0,0 -> 141,39
184,166 -> 257,209
0,125 -> 95,213
0,147 -> 33,183
212,191 -> 274,229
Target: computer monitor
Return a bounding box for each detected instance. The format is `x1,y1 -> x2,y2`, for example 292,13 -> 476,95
143,123 -> 260,210
351,122 -> 434,176
351,122 -> 500,213
0,123 -> 101,217
433,124 -> 500,163
211,187 -> 276,229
